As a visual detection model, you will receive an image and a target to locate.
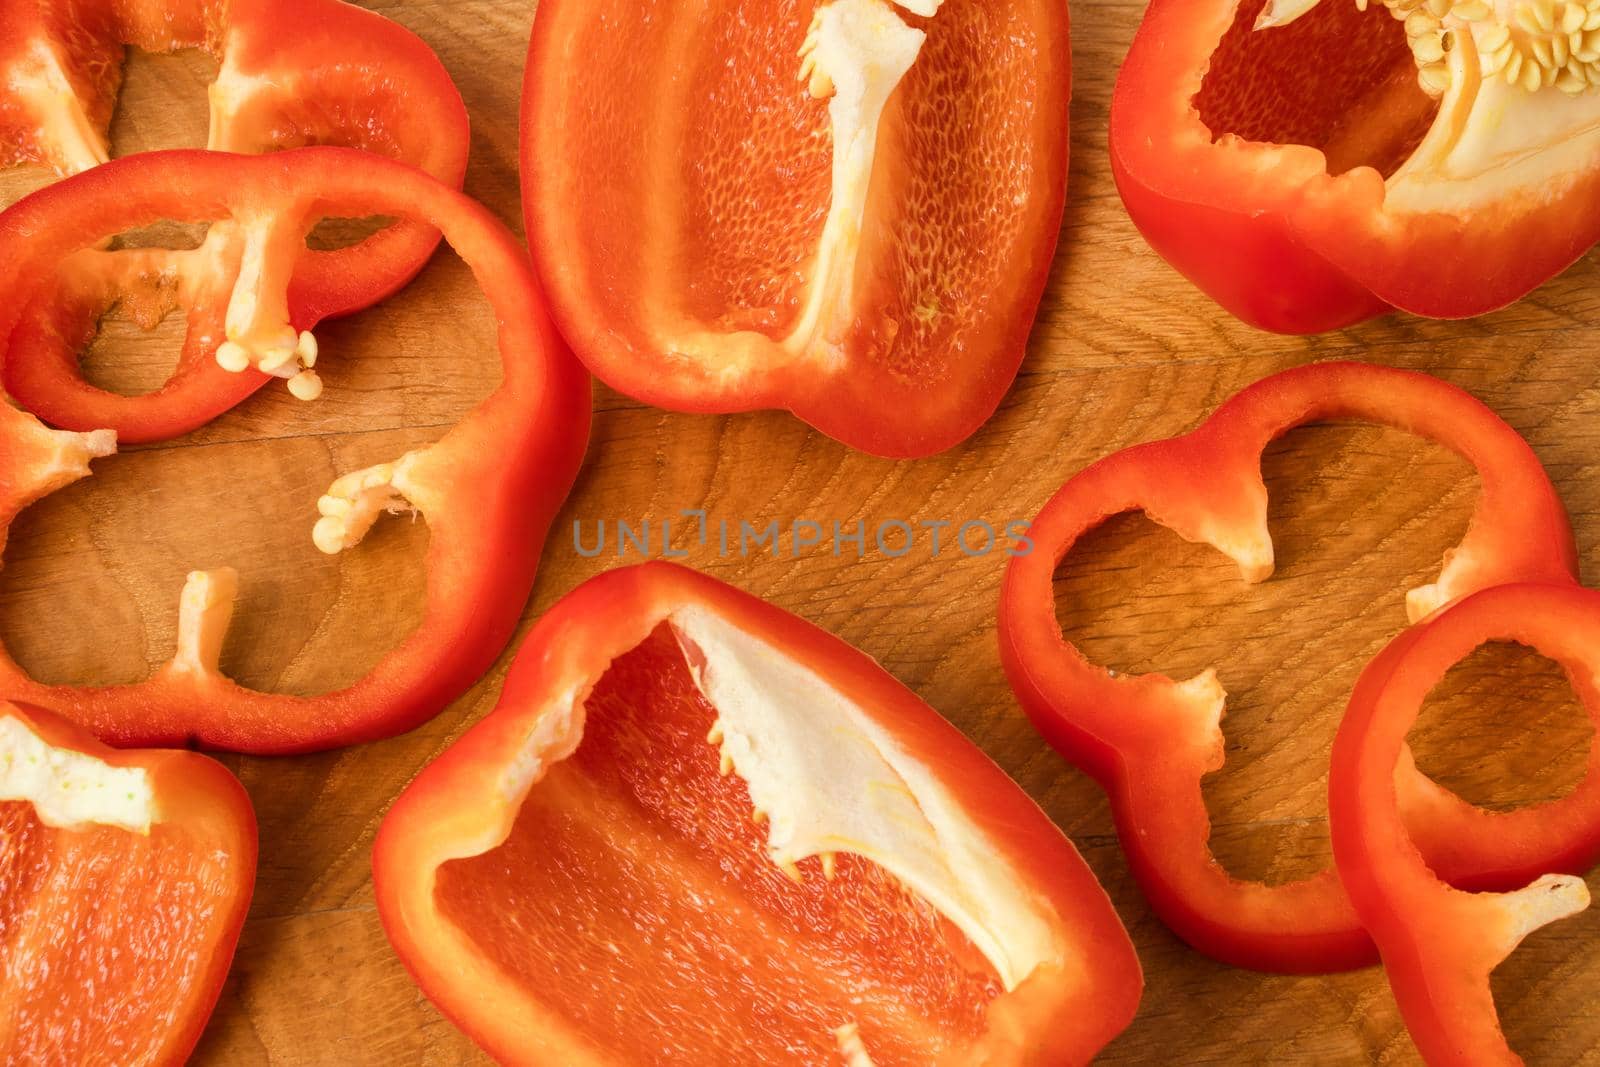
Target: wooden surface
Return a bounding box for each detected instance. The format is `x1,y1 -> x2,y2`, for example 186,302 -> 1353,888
4,0 -> 1600,1063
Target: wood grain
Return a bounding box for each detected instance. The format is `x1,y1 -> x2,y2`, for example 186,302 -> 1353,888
3,0 -> 1599,1062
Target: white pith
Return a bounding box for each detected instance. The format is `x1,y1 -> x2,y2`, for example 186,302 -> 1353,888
1498,872 -> 1590,953
205,48 -> 270,156
785,0 -> 935,366
170,567 -> 239,676
8,39 -> 109,173
215,212 -> 323,401
0,714 -> 152,833
312,451 -> 429,556
21,421 -> 117,497
1256,0 -> 1600,211
489,604 -> 1064,999
835,1022 -> 877,1066
668,0 -> 939,376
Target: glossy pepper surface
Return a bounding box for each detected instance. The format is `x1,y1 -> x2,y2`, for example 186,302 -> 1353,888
0,701 -> 255,1064
0,0 -> 470,441
522,0 -> 1071,457
375,562 -> 1142,1066
1110,0 -> 1600,331
1331,583 -> 1600,1067
0,148 -> 589,754
1000,362 -> 1585,972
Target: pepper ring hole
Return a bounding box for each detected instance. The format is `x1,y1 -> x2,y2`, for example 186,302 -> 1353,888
80,301 -> 191,398
306,216 -> 400,252
1054,423 -> 1477,884
106,48 -> 218,158
1410,643 -> 1591,812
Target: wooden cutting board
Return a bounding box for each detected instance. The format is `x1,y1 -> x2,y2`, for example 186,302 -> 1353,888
4,0 -> 1599,1062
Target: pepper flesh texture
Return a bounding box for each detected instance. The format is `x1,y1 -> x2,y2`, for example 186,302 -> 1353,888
374,562 -> 1142,1066
0,0 -> 470,442
0,701 -> 255,1065
1110,0 -> 1600,332
0,148 -> 589,754
1330,583 -> 1600,1067
999,362 -> 1584,973
522,0 -> 1070,458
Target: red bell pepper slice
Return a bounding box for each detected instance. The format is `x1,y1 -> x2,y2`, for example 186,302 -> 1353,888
374,562 -> 1141,1065
0,701 -> 255,1063
1331,583 -> 1600,1067
999,362 -> 1583,973
1110,0 -> 1600,332
522,0 -> 1071,458
0,0 -> 470,442
0,148 -> 589,754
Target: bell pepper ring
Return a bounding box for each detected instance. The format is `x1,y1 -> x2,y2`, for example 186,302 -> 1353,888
999,361 -> 1583,973
1331,583 -> 1600,1067
0,0 -> 470,442
522,0 -> 1071,458
0,700 -> 255,1063
1109,0 -> 1600,332
373,562 -> 1142,1065
0,147 -> 590,755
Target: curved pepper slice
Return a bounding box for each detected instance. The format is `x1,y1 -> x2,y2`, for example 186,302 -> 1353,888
1331,583 -> 1600,1067
374,562 -> 1141,1065
522,0 -> 1071,458
0,0 -> 470,442
0,148 -> 589,754
0,701 -> 255,1063
1110,0 -> 1600,332
999,361 -> 1583,973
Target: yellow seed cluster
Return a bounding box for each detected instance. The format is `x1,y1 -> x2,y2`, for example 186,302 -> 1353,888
1365,0 -> 1600,94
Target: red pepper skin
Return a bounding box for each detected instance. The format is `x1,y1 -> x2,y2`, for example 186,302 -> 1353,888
0,0 -> 470,442
375,561 -> 1142,1066
521,0 -> 1071,458
0,701 -> 256,1064
0,149 -> 589,754
999,362 -> 1582,973
1108,0 -> 1600,333
1331,584 -> 1600,1067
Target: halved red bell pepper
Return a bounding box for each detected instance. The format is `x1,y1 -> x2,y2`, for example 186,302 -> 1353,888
374,562 -> 1141,1065
1331,583 -> 1600,1066
522,0 -> 1071,458
0,148 -> 589,754
0,700 -> 255,1063
1110,0 -> 1600,332
999,361 -> 1584,973
0,0 -> 470,442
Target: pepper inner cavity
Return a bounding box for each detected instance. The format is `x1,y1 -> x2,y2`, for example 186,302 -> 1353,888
1195,0 -> 1440,176
435,625 -> 1005,1065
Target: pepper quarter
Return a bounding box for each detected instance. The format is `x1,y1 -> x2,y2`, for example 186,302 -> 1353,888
375,562 -> 1142,1065
0,701 -> 255,1064
522,0 -> 1071,457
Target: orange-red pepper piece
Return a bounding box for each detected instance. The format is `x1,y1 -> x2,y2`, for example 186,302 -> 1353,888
1001,362 -> 1586,972
1110,0 -> 1600,332
375,562 -> 1141,1065
0,701 -> 255,1064
0,0 -> 470,442
522,0 -> 1071,457
1332,583 -> 1600,1067
0,148 -> 589,754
